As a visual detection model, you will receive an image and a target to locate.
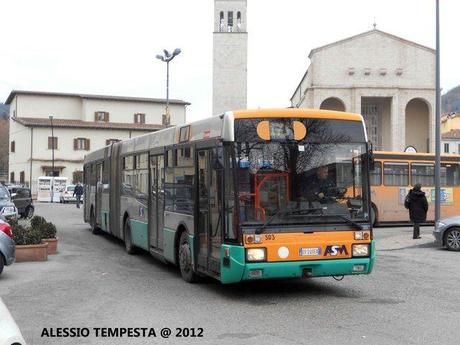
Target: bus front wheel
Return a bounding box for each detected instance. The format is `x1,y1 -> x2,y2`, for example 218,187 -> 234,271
178,232 -> 199,283
371,204 -> 378,227
124,219 -> 137,255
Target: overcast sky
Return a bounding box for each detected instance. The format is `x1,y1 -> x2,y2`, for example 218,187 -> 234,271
1,0 -> 459,122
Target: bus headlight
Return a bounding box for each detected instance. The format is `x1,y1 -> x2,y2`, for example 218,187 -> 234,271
246,248 -> 266,262
352,244 -> 370,257
354,231 -> 371,240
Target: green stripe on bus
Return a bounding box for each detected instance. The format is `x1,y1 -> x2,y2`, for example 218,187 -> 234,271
220,241 -> 376,284
130,220 -> 149,250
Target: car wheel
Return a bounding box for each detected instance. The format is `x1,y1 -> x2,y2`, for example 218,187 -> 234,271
25,206 -> 34,219
124,219 -> 137,255
445,228 -> 460,251
90,208 -> 100,235
0,255 -> 4,275
178,231 -> 199,283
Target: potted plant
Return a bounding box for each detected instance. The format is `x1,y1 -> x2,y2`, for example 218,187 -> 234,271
31,216 -> 58,254
11,220 -> 48,262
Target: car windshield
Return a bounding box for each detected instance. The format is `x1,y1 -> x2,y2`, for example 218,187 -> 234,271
67,186 -> 75,192
234,142 -> 370,227
0,186 -> 10,200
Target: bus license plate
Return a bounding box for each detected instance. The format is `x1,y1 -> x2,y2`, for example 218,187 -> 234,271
299,247 -> 321,256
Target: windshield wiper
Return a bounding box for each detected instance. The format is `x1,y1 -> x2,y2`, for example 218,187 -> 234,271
254,207 -> 323,234
326,214 -> 363,230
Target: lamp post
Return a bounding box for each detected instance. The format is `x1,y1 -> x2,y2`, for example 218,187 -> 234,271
434,0 -> 441,222
49,115 -> 55,203
156,48 -> 181,126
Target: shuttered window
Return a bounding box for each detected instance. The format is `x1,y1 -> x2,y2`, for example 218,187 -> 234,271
74,138 -> 90,151
134,113 -> 145,124
48,137 -> 58,150
95,111 -> 109,122
11,141 -> 15,153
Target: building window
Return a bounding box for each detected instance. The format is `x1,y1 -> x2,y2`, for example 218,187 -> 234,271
95,111 -> 109,122
10,172 -> 14,183
74,138 -> 90,151
48,136 -> 58,150
11,141 -> 15,153
106,139 -> 120,146
237,11 -> 242,31
20,171 -> 25,184
134,113 -> 146,124
219,11 -> 224,31
444,143 -> 450,153
227,11 -> 233,32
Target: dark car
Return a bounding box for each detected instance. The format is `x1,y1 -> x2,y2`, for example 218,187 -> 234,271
8,186 -> 34,219
0,184 -> 18,220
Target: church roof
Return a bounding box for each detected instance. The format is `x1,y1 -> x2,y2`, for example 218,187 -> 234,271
308,29 -> 435,58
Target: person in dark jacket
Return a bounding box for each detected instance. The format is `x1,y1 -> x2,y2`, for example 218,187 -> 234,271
404,183 -> 428,239
73,182 -> 84,209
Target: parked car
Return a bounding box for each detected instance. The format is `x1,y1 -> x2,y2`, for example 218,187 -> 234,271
434,216 -> 460,251
8,186 -> 34,219
0,184 -> 18,220
0,298 -> 26,345
0,217 -> 15,275
60,185 -> 77,203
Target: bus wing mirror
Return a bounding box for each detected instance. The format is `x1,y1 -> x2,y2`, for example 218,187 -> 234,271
368,141 -> 375,170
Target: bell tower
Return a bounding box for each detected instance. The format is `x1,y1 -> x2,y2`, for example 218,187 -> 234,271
212,0 -> 248,116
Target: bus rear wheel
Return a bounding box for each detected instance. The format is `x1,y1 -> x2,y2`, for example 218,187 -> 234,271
90,208 -> 100,235
124,219 -> 137,255
178,232 -> 198,283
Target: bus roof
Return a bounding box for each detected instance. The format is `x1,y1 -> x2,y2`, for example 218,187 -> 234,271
233,108 -> 363,122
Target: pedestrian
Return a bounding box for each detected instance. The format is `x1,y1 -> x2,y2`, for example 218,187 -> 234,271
73,181 -> 84,209
404,183 -> 428,239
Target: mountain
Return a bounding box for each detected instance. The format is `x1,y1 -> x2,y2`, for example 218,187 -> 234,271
0,103 -> 9,118
442,85 -> 460,113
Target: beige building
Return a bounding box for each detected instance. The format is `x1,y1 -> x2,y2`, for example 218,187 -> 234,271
441,112 -> 460,133
290,29 -> 435,153
6,90 -> 189,194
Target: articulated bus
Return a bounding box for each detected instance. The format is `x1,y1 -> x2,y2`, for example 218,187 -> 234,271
83,109 -> 375,284
370,151 -> 460,225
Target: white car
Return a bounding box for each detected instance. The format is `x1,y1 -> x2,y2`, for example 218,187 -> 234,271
0,298 -> 27,345
60,185 -> 77,203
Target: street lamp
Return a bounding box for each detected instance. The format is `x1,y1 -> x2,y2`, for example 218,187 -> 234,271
434,0 -> 441,222
156,48 -> 181,126
49,115 -> 55,203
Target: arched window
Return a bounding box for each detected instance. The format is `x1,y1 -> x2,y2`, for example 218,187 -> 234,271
227,11 -> 233,32
237,11 -> 242,31
219,11 -> 224,32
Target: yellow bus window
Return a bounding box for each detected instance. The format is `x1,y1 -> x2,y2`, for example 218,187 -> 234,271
383,162 -> 409,186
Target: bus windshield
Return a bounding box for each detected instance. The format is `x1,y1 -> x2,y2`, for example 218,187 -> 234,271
234,142 -> 370,227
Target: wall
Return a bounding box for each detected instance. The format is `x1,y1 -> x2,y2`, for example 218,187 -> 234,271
82,99 -> 186,125
14,94 -> 82,120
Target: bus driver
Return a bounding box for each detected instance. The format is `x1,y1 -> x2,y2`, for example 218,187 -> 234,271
301,165 -> 337,202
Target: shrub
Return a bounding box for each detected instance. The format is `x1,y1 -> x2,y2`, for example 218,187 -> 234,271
12,225 -> 42,245
30,215 -> 47,229
40,222 -> 57,239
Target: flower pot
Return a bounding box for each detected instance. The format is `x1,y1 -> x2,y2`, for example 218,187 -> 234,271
15,243 -> 48,262
42,238 -> 58,254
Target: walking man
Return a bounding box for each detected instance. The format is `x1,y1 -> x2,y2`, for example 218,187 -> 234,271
404,183 -> 428,239
73,181 -> 84,209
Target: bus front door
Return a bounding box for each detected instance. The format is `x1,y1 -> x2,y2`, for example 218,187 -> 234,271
149,155 -> 165,251
197,148 -> 223,276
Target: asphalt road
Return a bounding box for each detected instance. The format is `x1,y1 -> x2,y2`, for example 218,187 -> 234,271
1,203 -> 459,345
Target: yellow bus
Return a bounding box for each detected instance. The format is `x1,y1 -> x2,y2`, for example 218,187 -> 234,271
370,151 -> 460,225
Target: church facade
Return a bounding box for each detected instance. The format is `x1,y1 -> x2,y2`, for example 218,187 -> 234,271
290,29 -> 435,153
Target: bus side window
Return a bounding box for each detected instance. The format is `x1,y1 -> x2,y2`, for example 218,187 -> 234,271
370,161 -> 382,186
383,162 -> 409,186
442,163 -> 460,186
411,163 -> 434,186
